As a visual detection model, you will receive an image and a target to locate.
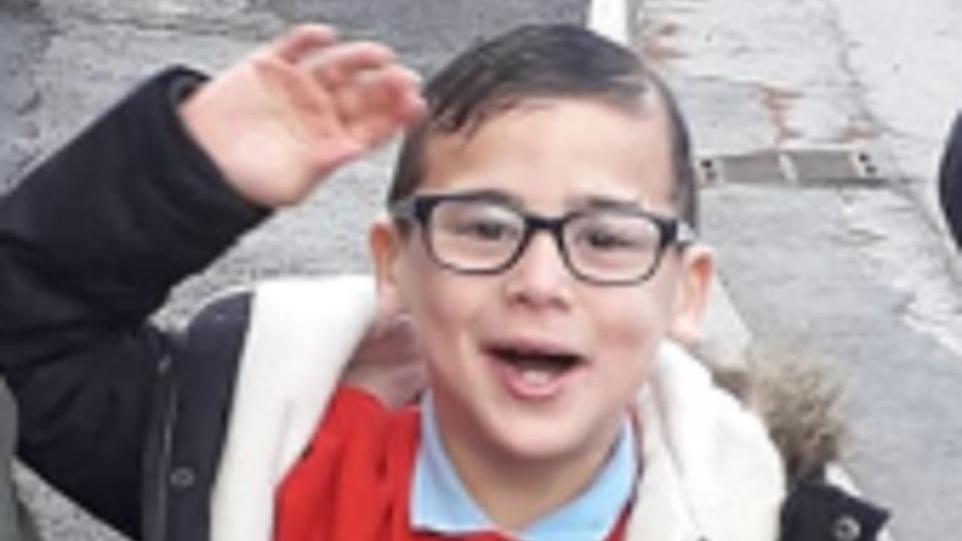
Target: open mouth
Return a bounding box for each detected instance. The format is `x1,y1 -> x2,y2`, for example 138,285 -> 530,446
484,342 -> 586,397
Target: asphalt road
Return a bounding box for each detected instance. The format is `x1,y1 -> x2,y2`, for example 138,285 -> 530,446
0,1 -> 586,539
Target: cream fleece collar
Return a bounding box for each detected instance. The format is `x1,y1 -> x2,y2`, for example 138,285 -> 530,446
210,275 -> 785,541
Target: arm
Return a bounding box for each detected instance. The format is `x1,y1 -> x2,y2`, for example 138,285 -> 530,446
0,67 -> 267,536
0,25 -> 424,536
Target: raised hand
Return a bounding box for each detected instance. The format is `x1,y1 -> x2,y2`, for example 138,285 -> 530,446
179,25 -> 426,207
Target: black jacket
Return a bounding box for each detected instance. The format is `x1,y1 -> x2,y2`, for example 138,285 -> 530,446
0,67 -> 263,541
0,69 -> 888,541
940,113 -> 962,249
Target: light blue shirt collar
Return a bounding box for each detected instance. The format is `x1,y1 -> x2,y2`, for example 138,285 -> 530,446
412,394 -> 637,541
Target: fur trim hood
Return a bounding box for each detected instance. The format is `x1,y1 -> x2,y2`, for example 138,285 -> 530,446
706,351 -> 845,485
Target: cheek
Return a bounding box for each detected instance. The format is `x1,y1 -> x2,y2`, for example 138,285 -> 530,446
398,254 -> 449,337
592,286 -> 676,384
395,249 -> 484,363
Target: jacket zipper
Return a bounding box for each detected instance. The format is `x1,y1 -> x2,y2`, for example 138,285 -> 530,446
149,354 -> 179,541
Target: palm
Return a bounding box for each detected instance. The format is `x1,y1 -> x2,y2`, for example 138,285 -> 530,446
181,26 -> 425,207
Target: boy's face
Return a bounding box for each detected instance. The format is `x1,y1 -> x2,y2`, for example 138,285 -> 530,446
372,96 -> 713,462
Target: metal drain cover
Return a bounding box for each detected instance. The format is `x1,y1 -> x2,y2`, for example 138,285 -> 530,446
786,149 -> 882,186
697,148 -> 886,187
715,152 -> 785,184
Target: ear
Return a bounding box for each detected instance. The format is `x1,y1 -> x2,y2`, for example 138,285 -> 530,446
668,244 -> 715,347
369,214 -> 406,319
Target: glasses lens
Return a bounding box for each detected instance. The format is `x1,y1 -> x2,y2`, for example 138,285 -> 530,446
429,200 -> 525,271
564,211 -> 662,282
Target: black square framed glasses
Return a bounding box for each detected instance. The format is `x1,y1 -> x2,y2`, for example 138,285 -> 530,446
390,192 -> 696,286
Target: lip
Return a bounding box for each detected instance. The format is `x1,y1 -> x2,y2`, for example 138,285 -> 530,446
491,359 -> 589,400
483,335 -> 585,358
481,337 -> 588,401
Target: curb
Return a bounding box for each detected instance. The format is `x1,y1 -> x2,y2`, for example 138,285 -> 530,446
587,0 -> 630,45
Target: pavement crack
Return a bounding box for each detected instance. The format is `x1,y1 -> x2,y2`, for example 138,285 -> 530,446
14,90 -> 41,116
816,0 -> 884,147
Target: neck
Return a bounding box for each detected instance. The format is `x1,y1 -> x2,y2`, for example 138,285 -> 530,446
431,397 -> 625,533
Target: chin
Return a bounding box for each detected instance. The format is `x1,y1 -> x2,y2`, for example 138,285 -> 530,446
480,403 -> 606,463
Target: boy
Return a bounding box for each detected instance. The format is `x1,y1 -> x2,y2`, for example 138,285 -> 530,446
188,23 -> 785,541
266,23 -> 779,541
0,23 -> 886,541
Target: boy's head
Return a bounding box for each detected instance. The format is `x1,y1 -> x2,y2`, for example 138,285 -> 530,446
371,25 -> 713,467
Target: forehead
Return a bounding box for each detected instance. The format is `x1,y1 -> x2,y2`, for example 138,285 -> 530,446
419,96 -> 677,212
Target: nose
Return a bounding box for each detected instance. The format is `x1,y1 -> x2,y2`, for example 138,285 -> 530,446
502,230 -> 574,309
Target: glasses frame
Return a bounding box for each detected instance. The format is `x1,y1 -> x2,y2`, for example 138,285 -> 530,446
390,192 -> 696,286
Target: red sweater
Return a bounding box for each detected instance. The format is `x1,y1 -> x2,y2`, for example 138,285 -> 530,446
275,388 -> 628,541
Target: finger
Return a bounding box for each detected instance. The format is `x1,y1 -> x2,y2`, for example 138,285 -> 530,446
395,83 -> 428,125
384,67 -> 427,123
311,41 -> 397,88
344,67 -> 425,144
271,24 -> 338,63
341,66 -> 422,123
250,56 -> 367,177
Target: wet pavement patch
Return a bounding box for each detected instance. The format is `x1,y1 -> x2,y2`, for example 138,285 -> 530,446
0,0 -> 38,15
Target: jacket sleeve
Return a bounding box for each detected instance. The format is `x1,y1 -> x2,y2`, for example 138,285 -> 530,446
780,477 -> 890,541
0,67 -> 268,537
940,112 -> 962,249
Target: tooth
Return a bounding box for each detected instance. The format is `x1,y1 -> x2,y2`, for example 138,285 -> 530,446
521,369 -> 553,386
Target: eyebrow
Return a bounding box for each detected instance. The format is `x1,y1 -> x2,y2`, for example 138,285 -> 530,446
567,194 -> 646,212
436,188 -> 521,206
424,189 -> 647,213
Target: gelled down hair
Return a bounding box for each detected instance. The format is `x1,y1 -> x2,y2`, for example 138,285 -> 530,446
387,24 -> 698,228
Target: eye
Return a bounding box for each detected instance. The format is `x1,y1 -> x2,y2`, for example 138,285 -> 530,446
429,197 -> 523,240
580,227 -> 639,250
451,218 -> 519,242
570,213 -> 659,253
